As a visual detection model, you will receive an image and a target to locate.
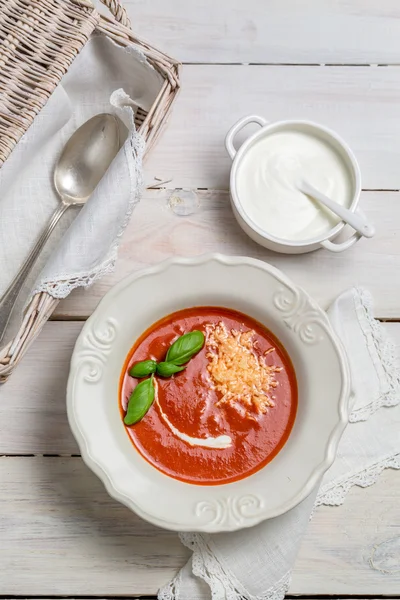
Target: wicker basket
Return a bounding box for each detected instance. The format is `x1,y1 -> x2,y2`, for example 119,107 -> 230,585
0,0 -> 180,381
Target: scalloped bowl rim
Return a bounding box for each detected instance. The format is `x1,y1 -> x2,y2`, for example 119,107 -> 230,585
67,254 -> 350,532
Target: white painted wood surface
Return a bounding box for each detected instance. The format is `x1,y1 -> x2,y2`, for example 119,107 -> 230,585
121,0 -> 400,65
0,322 -> 82,455
0,458 -> 398,595
141,66 -> 400,190
3,322 -> 400,456
1,325 -> 399,593
57,190 -> 400,319
2,1 -> 400,596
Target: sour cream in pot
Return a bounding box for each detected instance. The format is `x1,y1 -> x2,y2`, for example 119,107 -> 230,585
236,130 -> 353,241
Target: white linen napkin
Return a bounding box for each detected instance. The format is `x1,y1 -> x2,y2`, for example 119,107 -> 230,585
159,288 -> 400,600
0,34 -> 164,344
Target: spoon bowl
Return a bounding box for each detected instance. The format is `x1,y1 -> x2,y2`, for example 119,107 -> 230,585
55,114 -> 120,205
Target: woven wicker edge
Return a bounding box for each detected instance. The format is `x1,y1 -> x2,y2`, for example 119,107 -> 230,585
0,0 -> 181,382
0,0 -> 100,166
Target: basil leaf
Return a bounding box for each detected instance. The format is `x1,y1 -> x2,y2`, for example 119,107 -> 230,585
166,330 -> 205,365
156,362 -> 186,377
124,377 -> 155,425
129,359 -> 157,378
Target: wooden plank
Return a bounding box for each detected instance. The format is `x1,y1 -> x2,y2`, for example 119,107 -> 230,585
0,457 -> 188,596
121,0 -> 400,65
0,322 -> 82,455
142,65 -> 400,191
1,317 -> 399,456
0,324 -> 399,593
293,469 -> 400,595
0,457 -> 398,595
56,190 -> 400,320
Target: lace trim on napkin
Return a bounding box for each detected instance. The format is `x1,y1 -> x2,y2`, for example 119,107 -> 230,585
158,533 -> 291,600
350,288 -> 400,422
159,448 -> 400,600
158,571 -> 182,600
31,90 -> 145,300
317,452 -> 400,507
317,290 -> 400,503
158,287 -> 400,600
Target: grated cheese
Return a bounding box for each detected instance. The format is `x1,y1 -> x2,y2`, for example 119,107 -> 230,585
205,321 -> 281,419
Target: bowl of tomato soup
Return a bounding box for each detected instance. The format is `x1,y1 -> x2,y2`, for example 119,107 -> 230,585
67,254 -> 350,532
120,307 -> 297,485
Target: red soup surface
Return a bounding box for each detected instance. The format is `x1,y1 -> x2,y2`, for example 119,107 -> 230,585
120,307 -> 297,485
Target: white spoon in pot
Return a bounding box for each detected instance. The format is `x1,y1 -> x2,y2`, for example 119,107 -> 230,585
298,179 -> 376,239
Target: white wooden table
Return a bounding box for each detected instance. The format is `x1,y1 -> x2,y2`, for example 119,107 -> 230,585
1,1 -> 400,597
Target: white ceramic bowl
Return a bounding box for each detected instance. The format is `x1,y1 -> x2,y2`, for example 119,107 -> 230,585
225,116 -> 363,254
67,255 -> 350,532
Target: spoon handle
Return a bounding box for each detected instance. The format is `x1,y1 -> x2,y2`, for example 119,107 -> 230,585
0,203 -> 69,345
299,180 -> 376,239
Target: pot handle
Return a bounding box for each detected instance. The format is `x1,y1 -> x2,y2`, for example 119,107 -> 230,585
320,232 -> 361,253
320,209 -> 369,253
225,115 -> 268,159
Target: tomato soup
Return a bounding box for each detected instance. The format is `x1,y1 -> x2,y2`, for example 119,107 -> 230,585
120,307 -> 297,485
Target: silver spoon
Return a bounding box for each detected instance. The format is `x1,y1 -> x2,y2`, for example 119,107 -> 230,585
298,179 -> 376,238
0,113 -> 121,344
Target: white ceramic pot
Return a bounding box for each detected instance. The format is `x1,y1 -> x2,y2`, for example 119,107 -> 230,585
225,115 -> 363,254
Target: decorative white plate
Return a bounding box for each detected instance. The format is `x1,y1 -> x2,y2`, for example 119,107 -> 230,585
67,254 -> 350,532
